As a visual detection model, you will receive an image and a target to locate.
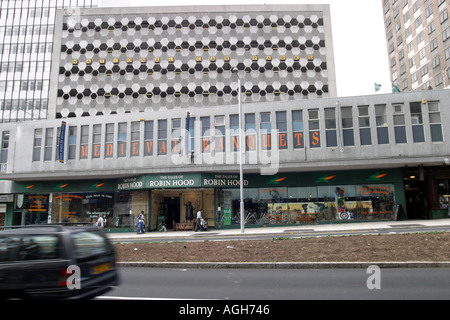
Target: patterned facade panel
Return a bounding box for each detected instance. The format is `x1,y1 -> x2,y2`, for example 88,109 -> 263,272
56,7 -> 335,117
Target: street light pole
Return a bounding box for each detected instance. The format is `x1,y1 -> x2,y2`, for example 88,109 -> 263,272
232,67 -> 245,234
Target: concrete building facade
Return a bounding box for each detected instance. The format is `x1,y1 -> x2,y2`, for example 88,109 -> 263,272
1,89 -> 449,230
0,5 -> 449,231
0,0 -> 102,123
50,5 -> 337,118
382,0 -> 450,91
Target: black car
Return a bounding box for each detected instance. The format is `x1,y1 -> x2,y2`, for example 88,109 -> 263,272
0,224 -> 119,300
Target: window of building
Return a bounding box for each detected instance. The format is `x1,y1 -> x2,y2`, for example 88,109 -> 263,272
341,106 -> 354,146
144,120 -> 154,156
105,123 -> 114,158
428,21 -> 436,35
276,111 -> 288,149
405,25 -> 412,38
393,104 -> 407,143
375,104 -> 389,144
400,64 -> 406,75
417,32 -> 424,45
430,38 -> 438,52
415,15 -> 422,29
425,4 -> 433,18
358,105 -> 372,145
92,124 -> 101,158
68,126 -> 77,160
432,55 -> 441,69
201,116 -> 210,153
80,125 -> 89,159
1,131 -> 9,164
117,122 -> 127,157
325,107 -> 337,147
421,64 -> 429,77
230,114 -> 239,151
245,113 -> 256,151
308,109 -> 320,148
260,112 -> 271,150
428,101 -> 443,142
410,102 -> 425,142
419,48 -> 426,60
131,121 -> 140,157
411,72 -> 418,83
440,9 -> 448,24
435,73 -> 443,87
402,79 -> 409,90
443,27 -> 450,42
292,110 -> 304,149
214,116 -> 225,153
171,118 -> 181,155
44,128 -> 54,161
158,120 -> 167,155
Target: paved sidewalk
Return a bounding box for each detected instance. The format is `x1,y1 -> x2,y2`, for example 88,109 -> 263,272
108,218 -> 450,241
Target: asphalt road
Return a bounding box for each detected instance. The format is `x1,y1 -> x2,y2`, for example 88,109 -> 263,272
99,267 -> 450,301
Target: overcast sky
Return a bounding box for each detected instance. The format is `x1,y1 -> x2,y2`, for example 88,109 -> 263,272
126,0 -> 392,98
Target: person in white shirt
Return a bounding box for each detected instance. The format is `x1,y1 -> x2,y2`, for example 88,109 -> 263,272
96,215 -> 104,229
195,209 -> 203,232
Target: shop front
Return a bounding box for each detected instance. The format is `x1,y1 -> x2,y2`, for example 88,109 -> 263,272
137,169 -> 404,230
10,179 -> 148,232
140,174 -> 215,231
0,194 -> 14,228
404,166 -> 450,220
9,168 -> 405,231
211,169 -> 405,228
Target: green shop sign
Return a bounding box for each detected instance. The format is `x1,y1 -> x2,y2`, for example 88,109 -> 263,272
117,176 -> 146,190
201,174 -> 249,187
145,174 -> 202,189
142,173 -> 248,189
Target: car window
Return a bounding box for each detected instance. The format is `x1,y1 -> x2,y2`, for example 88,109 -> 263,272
0,235 -> 62,262
71,231 -> 111,260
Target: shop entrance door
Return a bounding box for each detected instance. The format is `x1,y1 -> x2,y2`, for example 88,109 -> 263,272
164,197 -> 180,229
405,181 -> 427,219
150,189 -> 214,230
13,211 -> 23,225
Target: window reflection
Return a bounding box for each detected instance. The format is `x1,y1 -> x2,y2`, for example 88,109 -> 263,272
221,184 -> 396,226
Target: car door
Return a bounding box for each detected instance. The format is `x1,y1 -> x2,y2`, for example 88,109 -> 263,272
68,229 -> 119,299
0,233 -> 70,299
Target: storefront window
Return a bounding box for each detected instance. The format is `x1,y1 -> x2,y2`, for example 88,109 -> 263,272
222,184 -> 396,227
48,191 -> 148,229
438,179 -> 450,209
17,194 -> 49,225
51,192 -> 137,228
52,193 -> 114,225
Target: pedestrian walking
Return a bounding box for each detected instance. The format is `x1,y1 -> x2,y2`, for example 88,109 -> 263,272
195,209 -> 203,232
96,215 -> 105,230
159,217 -> 167,232
137,211 -> 145,234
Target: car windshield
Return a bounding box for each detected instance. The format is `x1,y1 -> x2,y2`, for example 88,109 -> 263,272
71,231 -> 112,260
0,234 -> 62,262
